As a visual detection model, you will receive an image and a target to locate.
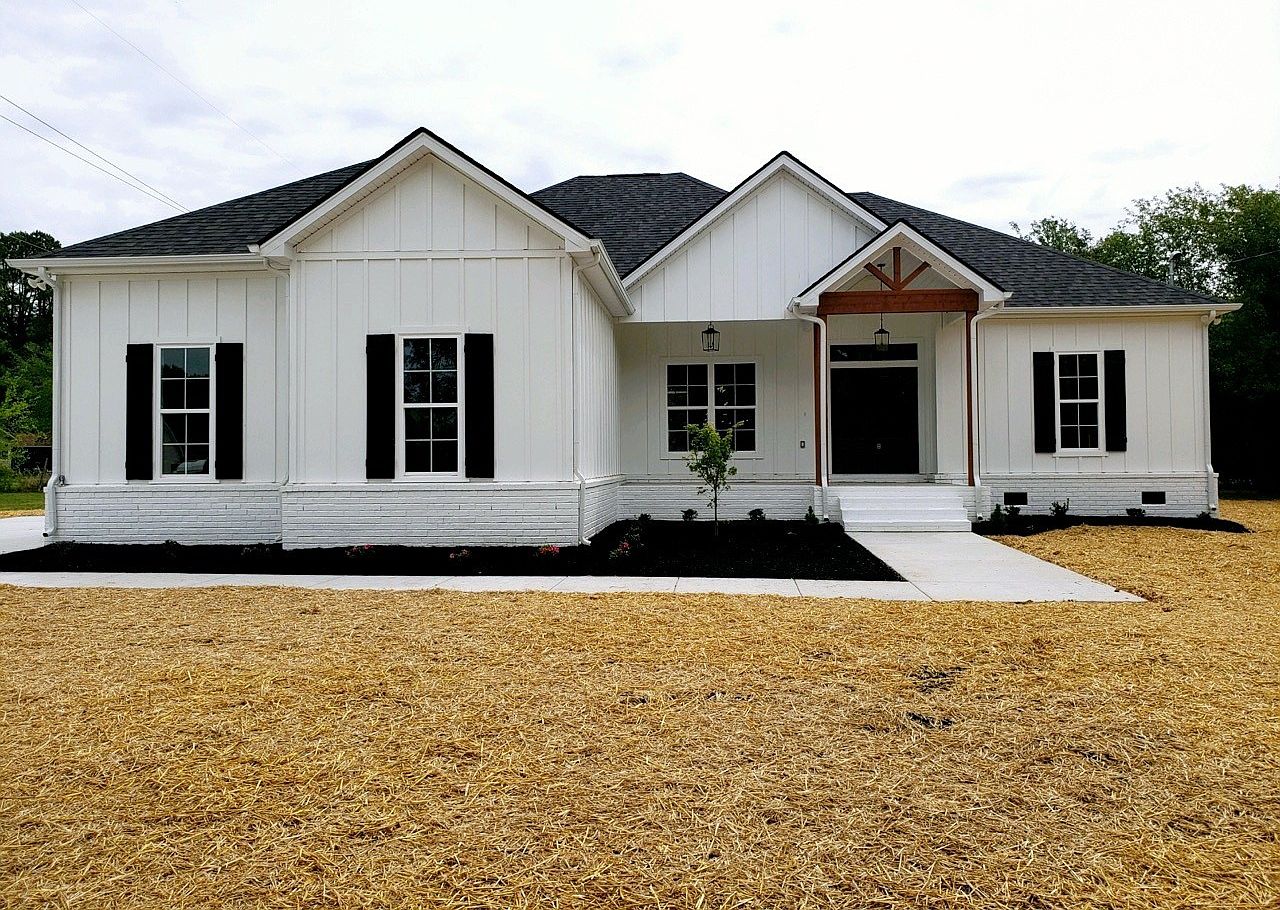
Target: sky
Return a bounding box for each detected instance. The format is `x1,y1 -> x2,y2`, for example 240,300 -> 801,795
2,0 -> 1278,251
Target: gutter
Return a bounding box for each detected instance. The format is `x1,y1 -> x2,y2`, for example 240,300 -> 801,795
27,269 -> 64,536
788,301 -> 830,520
967,300 -> 1005,495
570,248 -> 603,543
1201,309 -> 1223,513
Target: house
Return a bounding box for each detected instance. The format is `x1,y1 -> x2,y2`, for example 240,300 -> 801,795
9,127 -> 1238,546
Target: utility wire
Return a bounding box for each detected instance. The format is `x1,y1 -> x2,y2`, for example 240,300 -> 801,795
0,93 -> 187,211
1226,248 -> 1280,265
1,232 -> 61,259
67,0 -> 298,170
0,112 -> 185,212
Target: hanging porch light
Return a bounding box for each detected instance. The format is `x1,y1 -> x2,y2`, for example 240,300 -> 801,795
873,312 -> 890,356
701,322 -> 721,352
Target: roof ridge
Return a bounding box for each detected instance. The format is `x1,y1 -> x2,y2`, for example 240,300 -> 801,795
850,191 -> 1223,304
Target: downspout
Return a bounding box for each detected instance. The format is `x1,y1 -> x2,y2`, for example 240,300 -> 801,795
571,248 -> 602,543
1201,309 -> 1221,513
788,301 -> 830,520
967,300 -> 1004,511
37,269 -> 63,536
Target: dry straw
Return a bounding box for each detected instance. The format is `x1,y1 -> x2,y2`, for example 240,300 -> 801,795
1,502 -> 1278,907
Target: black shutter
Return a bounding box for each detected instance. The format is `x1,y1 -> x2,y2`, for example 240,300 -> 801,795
464,333 -> 495,478
125,343 -> 153,480
366,334 -> 395,479
1104,349 -> 1127,452
214,343 -> 244,479
1032,351 -> 1057,454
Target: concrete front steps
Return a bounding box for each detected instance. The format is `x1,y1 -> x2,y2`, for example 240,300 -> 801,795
835,486 -> 972,532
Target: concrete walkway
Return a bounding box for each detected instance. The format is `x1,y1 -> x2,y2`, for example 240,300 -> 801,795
0,516 -> 1138,602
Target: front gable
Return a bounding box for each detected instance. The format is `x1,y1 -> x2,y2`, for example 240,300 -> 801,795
625,165 -> 882,322
297,157 -> 564,255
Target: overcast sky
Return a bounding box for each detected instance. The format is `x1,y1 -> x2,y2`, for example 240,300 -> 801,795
3,0 -> 1277,250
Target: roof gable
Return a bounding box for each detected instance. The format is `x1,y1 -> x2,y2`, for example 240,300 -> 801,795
619,152 -> 886,288
259,128 -> 593,257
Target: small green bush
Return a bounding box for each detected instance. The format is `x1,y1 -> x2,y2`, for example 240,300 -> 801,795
681,508 -> 698,522
748,508 -> 765,522
804,505 -> 818,525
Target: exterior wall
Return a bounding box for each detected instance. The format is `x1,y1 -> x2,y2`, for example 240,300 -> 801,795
625,173 -> 877,323
53,484 -> 281,544
576,276 -> 621,480
583,477 -> 622,536
935,314 -> 969,477
291,154 -> 582,483
59,272 -> 288,485
280,483 -> 580,547
618,480 -> 815,521
618,319 -> 816,480
978,315 -> 1208,475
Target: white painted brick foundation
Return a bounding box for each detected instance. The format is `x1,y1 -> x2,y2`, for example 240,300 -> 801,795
583,477 -> 623,537
280,483 -> 584,548
618,480 -> 816,521
982,473 -> 1213,517
52,484 -> 282,544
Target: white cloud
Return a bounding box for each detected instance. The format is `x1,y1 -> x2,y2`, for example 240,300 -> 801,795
2,0 -> 1277,247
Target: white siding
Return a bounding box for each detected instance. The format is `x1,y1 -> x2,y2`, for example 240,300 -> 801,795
59,273 -> 287,485
617,319 -> 815,480
576,276 -> 621,479
625,174 -> 876,322
978,315 -> 1208,475
291,153 -> 583,483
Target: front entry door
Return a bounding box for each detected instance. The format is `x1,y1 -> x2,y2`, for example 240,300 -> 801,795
831,367 -> 920,474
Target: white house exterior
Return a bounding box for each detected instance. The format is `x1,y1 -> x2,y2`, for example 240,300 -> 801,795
10,128 -> 1238,546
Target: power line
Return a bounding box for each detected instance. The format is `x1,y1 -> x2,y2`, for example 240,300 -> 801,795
1,232 -> 61,259
0,93 -> 187,211
0,112 -> 185,212
1227,248 -> 1280,265
67,0 -> 298,170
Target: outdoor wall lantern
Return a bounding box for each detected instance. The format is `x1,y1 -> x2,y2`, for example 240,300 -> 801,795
701,322 -> 721,352
873,313 -> 891,355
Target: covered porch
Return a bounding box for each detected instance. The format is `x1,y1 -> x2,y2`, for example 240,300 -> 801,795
792,220 -> 1010,522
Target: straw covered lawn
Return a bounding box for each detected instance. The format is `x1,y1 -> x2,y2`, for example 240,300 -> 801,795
1,502 -> 1278,907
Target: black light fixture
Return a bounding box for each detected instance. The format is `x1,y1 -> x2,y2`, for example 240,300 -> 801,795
874,312 -> 890,356
701,321 -> 720,352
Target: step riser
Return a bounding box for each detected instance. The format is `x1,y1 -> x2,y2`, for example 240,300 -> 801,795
836,489 -> 971,533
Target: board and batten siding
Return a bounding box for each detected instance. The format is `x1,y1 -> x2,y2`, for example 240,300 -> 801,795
617,319 -> 814,480
291,153 -> 615,484
624,173 -> 877,323
60,273 -> 287,484
978,315 -> 1207,475
575,277 -> 621,480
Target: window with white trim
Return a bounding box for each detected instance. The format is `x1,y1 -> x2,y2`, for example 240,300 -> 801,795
1057,352 -> 1101,451
158,346 -> 212,476
400,336 -> 461,475
665,361 -> 756,453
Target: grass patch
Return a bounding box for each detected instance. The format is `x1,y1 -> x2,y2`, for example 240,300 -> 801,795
0,518 -> 900,581
0,491 -> 43,518
0,501 -> 1276,907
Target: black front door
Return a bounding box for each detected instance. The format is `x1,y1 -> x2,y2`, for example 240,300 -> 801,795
830,367 -> 919,474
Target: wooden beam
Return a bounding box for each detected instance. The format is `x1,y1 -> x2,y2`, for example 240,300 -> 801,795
863,261 -> 898,291
892,247 -> 902,286
817,288 -> 978,315
900,260 -> 931,289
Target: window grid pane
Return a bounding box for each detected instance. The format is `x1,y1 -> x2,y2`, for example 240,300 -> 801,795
158,346 -> 212,476
1057,353 -> 1101,450
667,361 -> 756,453
403,337 -> 461,473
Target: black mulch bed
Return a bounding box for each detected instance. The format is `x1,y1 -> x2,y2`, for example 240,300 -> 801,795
973,514 -> 1249,537
0,519 -> 902,581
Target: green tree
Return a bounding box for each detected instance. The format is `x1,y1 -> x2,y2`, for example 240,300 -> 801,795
1,231 -> 60,449
684,422 -> 738,535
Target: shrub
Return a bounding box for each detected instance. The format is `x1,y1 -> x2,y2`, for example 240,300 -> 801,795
1126,507 -> 1146,519
1049,499 -> 1071,521
748,508 -> 766,522
684,422 -> 738,535
537,544 -> 560,558
682,508 -> 698,523
804,505 -> 818,525
636,513 -> 652,523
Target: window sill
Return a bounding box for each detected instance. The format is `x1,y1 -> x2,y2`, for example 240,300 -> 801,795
660,452 -> 764,461
1052,450 -> 1105,458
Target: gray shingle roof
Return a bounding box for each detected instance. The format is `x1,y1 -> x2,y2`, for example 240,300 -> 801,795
35,146 -> 1220,308
44,161 -> 373,259
531,173 -> 726,276
848,191 -> 1221,308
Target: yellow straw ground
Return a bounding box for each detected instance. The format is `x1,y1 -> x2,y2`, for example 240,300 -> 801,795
1,500 -> 1277,907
